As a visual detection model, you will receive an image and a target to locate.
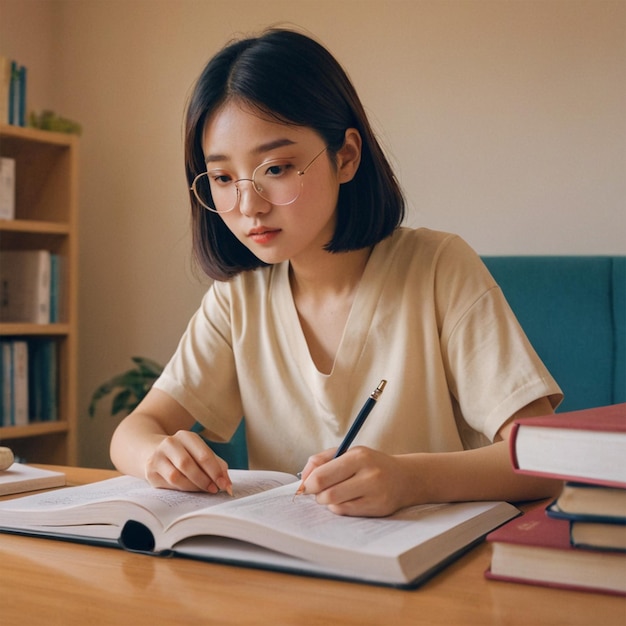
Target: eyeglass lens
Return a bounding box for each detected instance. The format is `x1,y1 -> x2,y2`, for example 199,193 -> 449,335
193,160 -> 303,213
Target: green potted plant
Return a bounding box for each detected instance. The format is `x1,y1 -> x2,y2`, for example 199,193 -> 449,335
88,356 -> 163,418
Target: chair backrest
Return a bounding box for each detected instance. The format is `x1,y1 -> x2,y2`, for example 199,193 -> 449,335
482,256 -> 626,412
192,420 -> 248,470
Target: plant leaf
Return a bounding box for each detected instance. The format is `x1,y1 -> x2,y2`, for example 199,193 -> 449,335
88,356 -> 164,418
132,356 -> 163,377
111,389 -> 134,416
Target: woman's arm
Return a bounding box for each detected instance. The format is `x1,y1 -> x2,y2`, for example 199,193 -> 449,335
298,396 -> 562,517
110,388 -> 232,494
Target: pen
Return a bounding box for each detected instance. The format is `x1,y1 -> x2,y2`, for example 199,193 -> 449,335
333,379 -> 387,458
294,379 -> 387,498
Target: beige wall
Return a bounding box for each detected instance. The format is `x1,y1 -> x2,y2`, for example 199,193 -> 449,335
1,0 -> 624,467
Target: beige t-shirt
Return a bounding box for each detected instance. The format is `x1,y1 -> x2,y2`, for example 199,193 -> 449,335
155,228 -> 562,473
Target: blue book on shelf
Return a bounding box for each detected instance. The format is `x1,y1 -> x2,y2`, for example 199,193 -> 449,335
7,61 -> 26,127
18,65 -> 26,127
8,61 -> 18,125
28,340 -> 57,423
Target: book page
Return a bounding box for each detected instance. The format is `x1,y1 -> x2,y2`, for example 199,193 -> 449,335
198,483 -> 450,553
169,482 -> 507,560
0,470 -> 298,531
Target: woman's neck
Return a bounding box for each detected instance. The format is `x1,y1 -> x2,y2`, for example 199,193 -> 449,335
288,246 -> 372,299
288,247 -> 373,374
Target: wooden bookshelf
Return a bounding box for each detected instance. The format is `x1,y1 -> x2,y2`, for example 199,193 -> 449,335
0,124 -> 78,464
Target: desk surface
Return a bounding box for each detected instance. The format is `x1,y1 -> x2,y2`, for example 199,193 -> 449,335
1,466 -> 624,626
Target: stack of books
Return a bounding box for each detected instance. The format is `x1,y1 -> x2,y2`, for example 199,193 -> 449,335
1,338 -> 58,427
486,403 -> 626,595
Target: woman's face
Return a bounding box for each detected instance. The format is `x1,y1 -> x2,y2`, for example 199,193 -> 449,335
201,101 -> 357,268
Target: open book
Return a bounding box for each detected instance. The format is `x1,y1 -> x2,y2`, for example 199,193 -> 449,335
0,470 -> 519,587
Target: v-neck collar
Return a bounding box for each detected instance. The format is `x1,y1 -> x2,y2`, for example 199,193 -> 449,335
270,233 -> 400,423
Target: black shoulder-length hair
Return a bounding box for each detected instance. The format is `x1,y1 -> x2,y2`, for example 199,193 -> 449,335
185,28 -> 405,281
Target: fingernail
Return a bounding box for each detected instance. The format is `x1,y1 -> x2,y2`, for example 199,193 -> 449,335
292,481 -> 306,502
217,476 -> 233,496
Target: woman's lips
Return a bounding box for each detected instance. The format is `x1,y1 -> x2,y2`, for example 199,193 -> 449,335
247,227 -> 281,244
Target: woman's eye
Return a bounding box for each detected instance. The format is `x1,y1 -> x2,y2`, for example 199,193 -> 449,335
263,162 -> 293,177
210,174 -> 232,185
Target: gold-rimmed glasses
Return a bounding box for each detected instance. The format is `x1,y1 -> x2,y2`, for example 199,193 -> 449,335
190,146 -> 328,213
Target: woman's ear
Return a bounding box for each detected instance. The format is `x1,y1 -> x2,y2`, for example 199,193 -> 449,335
336,128 -> 362,184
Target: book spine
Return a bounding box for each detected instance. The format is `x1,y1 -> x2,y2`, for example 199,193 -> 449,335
508,421 -> 521,470
9,342 -> 15,426
8,61 -> 17,125
0,250 -> 52,324
37,252 -> 51,323
0,341 -> 11,426
18,66 -> 26,127
0,55 -> 9,125
12,341 -> 28,426
46,341 -> 58,422
49,254 -> 60,323
6,61 -> 26,127
27,339 -> 58,422
0,157 -> 16,220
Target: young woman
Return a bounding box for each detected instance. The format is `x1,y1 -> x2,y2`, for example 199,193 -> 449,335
110,28 -> 563,517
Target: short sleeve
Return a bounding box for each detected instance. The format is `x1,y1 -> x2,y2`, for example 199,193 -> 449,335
435,236 -> 562,444
153,282 -> 244,441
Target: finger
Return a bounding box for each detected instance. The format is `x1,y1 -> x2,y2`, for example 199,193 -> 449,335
303,447 -> 378,501
325,496 -> 391,518
146,457 -> 220,492
299,454 -> 356,497
176,431 -> 233,493
148,432 -> 231,493
298,448 -> 337,483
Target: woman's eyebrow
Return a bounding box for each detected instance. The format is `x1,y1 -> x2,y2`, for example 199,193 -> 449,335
254,138 -> 297,154
204,138 -> 297,165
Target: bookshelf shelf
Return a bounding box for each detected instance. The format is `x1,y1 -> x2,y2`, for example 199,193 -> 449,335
0,218 -> 70,234
0,124 -> 78,464
0,420 -> 69,439
0,323 -> 71,336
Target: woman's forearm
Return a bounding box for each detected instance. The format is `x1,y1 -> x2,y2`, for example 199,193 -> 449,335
396,441 -> 561,507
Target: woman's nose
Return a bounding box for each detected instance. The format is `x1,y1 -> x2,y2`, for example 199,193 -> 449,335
236,180 -> 271,216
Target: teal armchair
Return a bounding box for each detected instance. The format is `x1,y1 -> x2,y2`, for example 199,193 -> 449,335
483,256 -> 625,412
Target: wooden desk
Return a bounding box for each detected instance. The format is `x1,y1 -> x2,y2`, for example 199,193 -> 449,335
1,467 -> 624,626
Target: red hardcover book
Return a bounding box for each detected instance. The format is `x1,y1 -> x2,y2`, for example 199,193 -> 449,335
509,403 -> 626,487
486,506 -> 626,595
